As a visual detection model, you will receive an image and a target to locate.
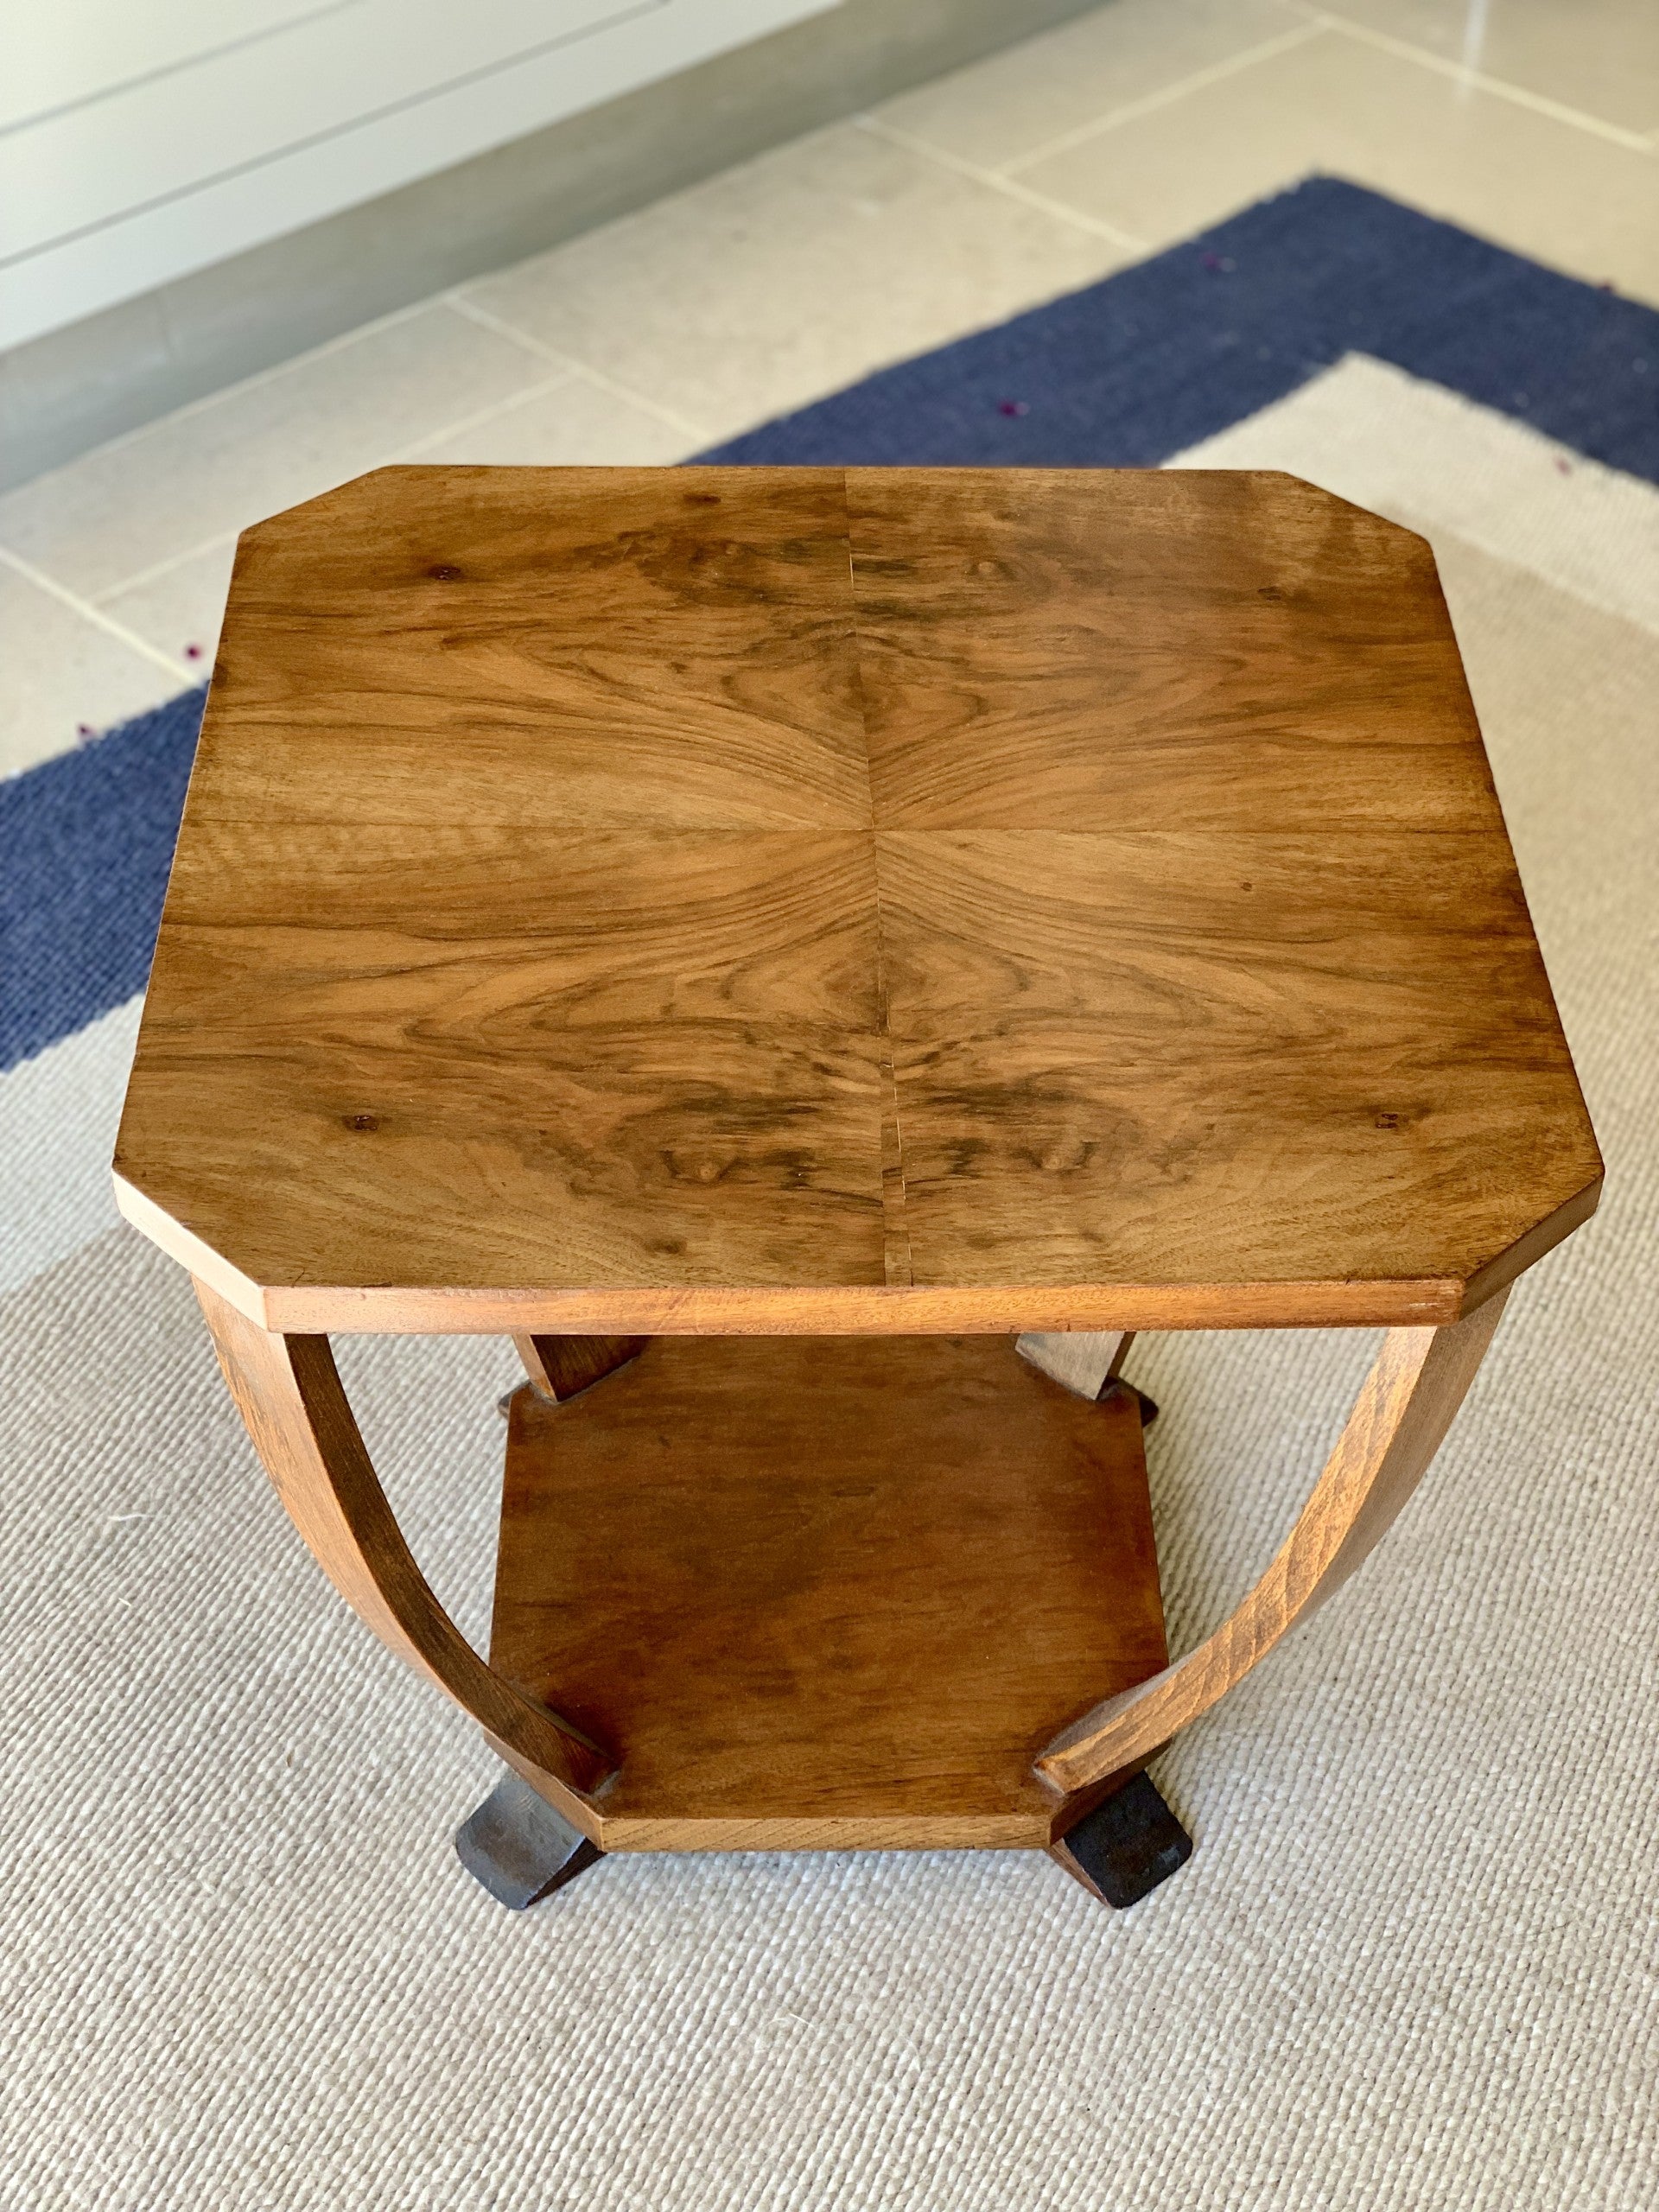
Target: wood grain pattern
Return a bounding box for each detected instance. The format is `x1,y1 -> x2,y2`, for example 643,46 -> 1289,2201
848,467 -> 1509,832
194,466 -> 872,831
490,1335 -> 1167,1850
113,1170 -> 1520,1332
194,1277 -> 611,1827
875,827 -> 1599,1296
1035,1286 -> 1510,1798
116,466 -> 1600,1330
121,827 -> 889,1299
513,1333 -> 648,1402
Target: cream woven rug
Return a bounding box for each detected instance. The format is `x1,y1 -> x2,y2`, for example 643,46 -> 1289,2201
3,355 -> 1656,2208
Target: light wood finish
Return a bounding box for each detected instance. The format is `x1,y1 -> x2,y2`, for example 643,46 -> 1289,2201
1036,1287 -> 1510,1798
116,466 -> 1599,1335
194,1277 -> 612,1825
874,822 -> 1597,1297
116,1180 -> 1561,1336
1017,1331 -> 1134,1399
118,827 -> 888,1307
512,1333 -> 648,1402
851,468 -> 1506,831
489,1335 -> 1167,1850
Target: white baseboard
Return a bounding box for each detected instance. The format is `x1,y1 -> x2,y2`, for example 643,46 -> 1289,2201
0,0 -> 1103,491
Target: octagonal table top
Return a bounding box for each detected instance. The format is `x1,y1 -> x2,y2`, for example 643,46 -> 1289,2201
113,464 -> 1600,1334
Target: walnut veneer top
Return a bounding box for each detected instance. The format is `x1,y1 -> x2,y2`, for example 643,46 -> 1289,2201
113,466 -> 1600,1332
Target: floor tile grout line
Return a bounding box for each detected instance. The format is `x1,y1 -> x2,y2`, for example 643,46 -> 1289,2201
72,349 -> 709,627
82,346 -> 703,616
0,294 -> 455,507
988,170 -> 1149,252
85,362 -> 622,610
1293,4 -> 1658,153
523,358 -> 716,449
5,0 -> 1649,544
16,0 -> 1649,625
14,296 -> 570,607
87,530 -> 242,608
994,19 -> 1326,177
0,289 -> 558,545
387,366 -> 581,461
852,116 -> 1147,251
0,547 -> 194,683
446,296 -> 716,442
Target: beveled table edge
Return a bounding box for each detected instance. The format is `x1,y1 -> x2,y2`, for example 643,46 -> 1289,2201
113,1171 -> 1600,1337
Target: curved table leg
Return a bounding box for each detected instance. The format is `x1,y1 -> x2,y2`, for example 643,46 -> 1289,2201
195,1281 -> 614,1836
1037,1288 -> 1510,1799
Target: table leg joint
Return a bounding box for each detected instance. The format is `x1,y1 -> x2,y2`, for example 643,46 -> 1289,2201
1035,1290 -> 1511,1796
194,1277 -> 617,1817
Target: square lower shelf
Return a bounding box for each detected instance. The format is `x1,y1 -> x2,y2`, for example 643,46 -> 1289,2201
490,1336 -> 1167,1852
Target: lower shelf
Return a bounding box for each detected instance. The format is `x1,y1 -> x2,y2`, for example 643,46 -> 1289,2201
490,1335 -> 1167,1852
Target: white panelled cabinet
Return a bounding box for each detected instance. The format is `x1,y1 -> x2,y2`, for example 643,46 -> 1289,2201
2,0 -> 837,346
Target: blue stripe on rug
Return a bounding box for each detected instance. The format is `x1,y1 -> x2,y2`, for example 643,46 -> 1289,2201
0,690 -> 204,1072
699,176 -> 1659,478
4,175 -> 1656,1073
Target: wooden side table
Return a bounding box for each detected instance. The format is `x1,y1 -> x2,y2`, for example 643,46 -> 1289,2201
114,466 -> 1600,1911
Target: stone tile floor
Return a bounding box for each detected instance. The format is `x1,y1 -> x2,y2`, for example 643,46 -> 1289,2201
2,0 -> 1655,779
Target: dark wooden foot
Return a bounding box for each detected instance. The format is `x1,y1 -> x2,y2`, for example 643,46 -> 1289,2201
1048,1772 -> 1192,1908
454,1773 -> 603,1909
